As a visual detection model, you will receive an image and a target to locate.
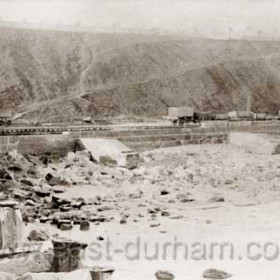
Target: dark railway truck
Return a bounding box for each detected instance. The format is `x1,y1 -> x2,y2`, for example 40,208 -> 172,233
0,111 -> 13,126
168,106 -> 200,126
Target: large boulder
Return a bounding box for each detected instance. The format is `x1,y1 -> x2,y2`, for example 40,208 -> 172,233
28,229 -> 49,241
45,173 -> 61,186
0,169 -> 13,180
0,251 -> 53,275
0,151 -> 33,181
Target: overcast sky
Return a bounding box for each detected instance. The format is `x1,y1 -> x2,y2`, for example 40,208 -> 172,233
0,0 -> 279,39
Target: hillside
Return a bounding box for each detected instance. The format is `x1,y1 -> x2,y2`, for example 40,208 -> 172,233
1,26 -> 280,122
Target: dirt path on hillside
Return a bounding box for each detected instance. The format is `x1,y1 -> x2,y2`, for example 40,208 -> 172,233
14,37 -> 95,121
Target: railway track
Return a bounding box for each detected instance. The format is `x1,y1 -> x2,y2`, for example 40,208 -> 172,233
0,125 -> 108,136
2,119 -> 280,136
0,123 -> 200,136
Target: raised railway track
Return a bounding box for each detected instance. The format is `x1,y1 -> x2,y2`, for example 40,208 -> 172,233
1,120 -> 279,137
0,123 -> 201,136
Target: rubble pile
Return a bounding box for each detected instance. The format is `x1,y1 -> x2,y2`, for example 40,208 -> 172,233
1,140 -> 280,234
0,138 -> 280,238
0,139 -> 279,280
0,150 -> 138,230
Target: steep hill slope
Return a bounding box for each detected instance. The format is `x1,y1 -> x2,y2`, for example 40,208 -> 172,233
1,26 -> 280,122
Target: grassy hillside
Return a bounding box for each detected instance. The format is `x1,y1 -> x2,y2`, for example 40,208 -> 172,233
1,26 -> 280,122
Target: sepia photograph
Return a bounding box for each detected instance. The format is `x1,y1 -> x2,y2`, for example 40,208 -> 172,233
0,0 -> 279,279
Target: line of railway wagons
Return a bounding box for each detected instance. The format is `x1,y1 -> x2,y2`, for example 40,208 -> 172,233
202,111 -> 278,121
168,107 -> 280,125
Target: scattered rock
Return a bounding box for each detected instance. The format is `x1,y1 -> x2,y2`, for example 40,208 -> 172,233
176,193 -> 191,200
97,205 -> 113,212
160,190 -> 169,196
122,213 -> 130,218
155,270 -> 175,280
180,198 -> 195,203
20,179 -> 35,187
224,179 -> 234,185
25,217 -> 35,223
0,193 -> 8,201
89,216 -> 107,223
208,195 -> 225,203
169,215 -> 183,220
45,173 -> 61,186
129,193 -> 142,199
120,218 -> 127,224
150,223 -> 160,228
60,224 -> 73,231
0,200 -> 18,207
33,186 -> 51,197
52,186 -> 65,193
0,169 -> 12,180
148,209 -> 157,214
57,219 -> 72,230
26,167 -> 38,178
60,205 -> 73,212
161,211 -> 170,217
80,220 -> 90,231
203,269 -> 231,279
7,164 -> 23,172
14,190 -> 31,200
28,229 -> 49,241
39,217 -> 50,223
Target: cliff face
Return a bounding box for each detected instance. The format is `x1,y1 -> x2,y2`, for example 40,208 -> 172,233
1,26 -> 280,122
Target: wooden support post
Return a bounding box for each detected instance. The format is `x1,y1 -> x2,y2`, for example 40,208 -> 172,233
0,200 -> 23,250
88,266 -> 115,280
52,238 -> 87,272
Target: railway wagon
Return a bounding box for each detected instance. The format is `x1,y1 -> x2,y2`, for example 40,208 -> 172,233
200,112 -> 216,121
0,111 -> 13,126
265,115 -> 274,120
253,113 -> 267,121
228,111 -> 251,121
168,106 -> 200,125
216,113 -> 229,121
